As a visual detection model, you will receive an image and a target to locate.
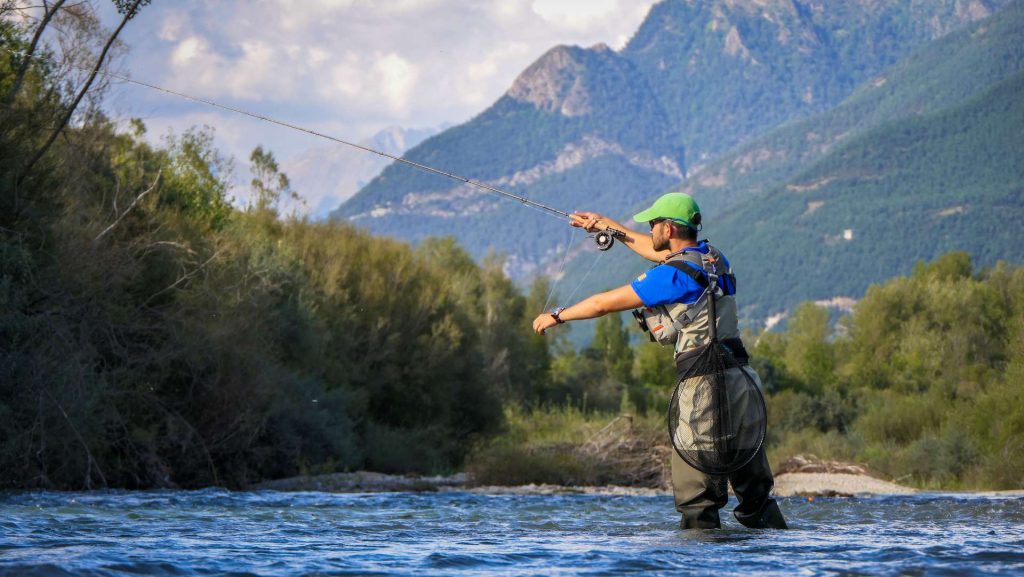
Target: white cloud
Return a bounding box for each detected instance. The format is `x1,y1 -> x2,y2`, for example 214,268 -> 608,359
158,10 -> 188,41
374,53 -> 418,113
531,0 -> 620,29
170,36 -> 206,66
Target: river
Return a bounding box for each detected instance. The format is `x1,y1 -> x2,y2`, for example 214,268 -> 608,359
1,489 -> 1022,576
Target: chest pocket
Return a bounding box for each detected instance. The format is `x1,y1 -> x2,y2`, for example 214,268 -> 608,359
630,246 -> 735,347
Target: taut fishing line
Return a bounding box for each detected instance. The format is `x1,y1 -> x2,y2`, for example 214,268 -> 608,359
561,249 -> 604,306
541,226 -> 579,313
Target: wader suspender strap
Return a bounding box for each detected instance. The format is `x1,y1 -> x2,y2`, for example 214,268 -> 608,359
663,253 -> 716,330
664,260 -> 709,289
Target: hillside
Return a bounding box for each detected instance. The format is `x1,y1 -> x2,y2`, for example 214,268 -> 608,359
623,0 -> 1009,163
681,0 -> 1024,218
333,0 -> 1003,277
715,70 -> 1024,321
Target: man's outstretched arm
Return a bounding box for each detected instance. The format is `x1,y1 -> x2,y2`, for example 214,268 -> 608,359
532,284 -> 644,334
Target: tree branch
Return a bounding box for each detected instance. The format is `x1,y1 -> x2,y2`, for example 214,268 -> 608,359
1,0 -> 67,108
93,170 -> 160,243
141,248 -> 225,308
17,0 -> 143,185
41,387 -> 107,489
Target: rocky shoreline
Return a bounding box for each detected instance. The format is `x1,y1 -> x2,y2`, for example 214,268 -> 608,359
247,469 -> 918,498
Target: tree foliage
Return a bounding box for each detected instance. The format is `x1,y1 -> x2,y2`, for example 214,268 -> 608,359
761,252 -> 1024,489
0,12 -> 533,488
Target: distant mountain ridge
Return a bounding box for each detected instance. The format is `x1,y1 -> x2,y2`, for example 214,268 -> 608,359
622,0 -> 1006,163
283,125 -> 442,219
337,43 -> 681,275
680,0 -> 1024,218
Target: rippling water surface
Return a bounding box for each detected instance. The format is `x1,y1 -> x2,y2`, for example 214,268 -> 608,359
1,489 -> 1022,576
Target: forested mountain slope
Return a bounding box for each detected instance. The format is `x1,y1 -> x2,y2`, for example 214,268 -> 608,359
623,0 -> 1009,163
716,69 -> 1024,321
682,0 -> 1024,218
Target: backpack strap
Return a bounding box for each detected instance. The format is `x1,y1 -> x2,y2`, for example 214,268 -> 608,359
661,254 -> 713,328
664,259 -> 709,288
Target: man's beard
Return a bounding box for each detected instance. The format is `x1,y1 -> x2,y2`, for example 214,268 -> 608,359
652,233 -> 669,252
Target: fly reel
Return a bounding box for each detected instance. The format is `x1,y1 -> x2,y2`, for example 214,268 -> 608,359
594,228 -> 626,251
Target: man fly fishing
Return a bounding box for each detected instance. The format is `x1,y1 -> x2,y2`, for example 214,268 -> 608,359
532,192 -> 787,530
46,48 -> 783,529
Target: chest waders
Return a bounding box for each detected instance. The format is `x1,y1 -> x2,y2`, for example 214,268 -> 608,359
634,244 -> 767,475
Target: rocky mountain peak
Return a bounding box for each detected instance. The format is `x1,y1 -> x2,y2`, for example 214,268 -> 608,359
507,45 -> 593,117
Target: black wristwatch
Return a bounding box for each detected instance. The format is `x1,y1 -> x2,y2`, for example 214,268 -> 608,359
551,307 -> 566,324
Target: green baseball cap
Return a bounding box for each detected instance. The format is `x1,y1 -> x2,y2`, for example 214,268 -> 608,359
633,192 -> 701,229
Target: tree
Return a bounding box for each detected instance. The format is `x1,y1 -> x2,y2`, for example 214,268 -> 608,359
163,127 -> 232,229
18,0 -> 150,184
249,145 -> 293,214
0,0 -> 68,109
783,302 -> 836,392
631,339 -> 675,412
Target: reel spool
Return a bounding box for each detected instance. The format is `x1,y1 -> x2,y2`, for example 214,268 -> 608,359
594,230 -> 615,251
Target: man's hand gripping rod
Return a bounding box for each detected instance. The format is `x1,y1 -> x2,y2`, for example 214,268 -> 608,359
566,215 -> 626,251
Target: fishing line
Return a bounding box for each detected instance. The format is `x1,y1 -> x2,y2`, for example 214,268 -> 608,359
4,44 -> 630,304
561,248 -> 604,306
541,225 -> 579,312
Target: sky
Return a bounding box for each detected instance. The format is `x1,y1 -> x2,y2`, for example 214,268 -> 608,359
88,0 -> 659,206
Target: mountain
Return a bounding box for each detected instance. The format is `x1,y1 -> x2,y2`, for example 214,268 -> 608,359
622,0 -> 1008,164
333,0 -> 1006,278
563,1 -> 1024,327
282,125 -> 441,219
680,0 -> 1024,218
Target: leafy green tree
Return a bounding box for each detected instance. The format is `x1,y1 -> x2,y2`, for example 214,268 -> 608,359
631,339 -> 675,413
592,312 -> 634,386
163,127 -> 233,229
249,145 -> 292,214
783,302 -> 836,393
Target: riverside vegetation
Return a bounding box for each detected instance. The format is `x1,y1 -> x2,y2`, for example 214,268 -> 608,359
471,253 -> 1024,492
2,5 -> 1021,492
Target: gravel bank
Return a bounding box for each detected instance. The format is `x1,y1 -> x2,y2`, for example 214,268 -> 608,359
248,470 -> 918,497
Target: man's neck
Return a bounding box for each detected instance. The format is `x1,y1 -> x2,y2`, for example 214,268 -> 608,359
668,238 -> 699,253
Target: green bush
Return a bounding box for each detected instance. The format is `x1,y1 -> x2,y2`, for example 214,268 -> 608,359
853,392 -> 949,445
467,444 -> 610,487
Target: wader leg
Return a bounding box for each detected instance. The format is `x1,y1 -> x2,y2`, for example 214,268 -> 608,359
728,445 -> 788,529
671,449 -> 727,529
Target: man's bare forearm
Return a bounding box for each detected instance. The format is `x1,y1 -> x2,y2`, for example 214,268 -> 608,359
598,217 -> 667,262
557,285 -> 644,322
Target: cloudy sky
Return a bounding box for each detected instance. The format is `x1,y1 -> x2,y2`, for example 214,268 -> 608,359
92,0 -> 658,202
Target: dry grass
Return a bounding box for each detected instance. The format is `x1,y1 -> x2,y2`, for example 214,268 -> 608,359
466,407 -> 672,488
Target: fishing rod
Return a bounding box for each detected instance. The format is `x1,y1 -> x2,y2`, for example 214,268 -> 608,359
4,47 -> 627,251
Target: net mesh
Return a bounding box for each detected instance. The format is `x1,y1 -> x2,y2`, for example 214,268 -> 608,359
668,341 -> 766,475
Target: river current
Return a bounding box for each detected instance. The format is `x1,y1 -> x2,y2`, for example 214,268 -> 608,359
1,489 -> 1022,576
